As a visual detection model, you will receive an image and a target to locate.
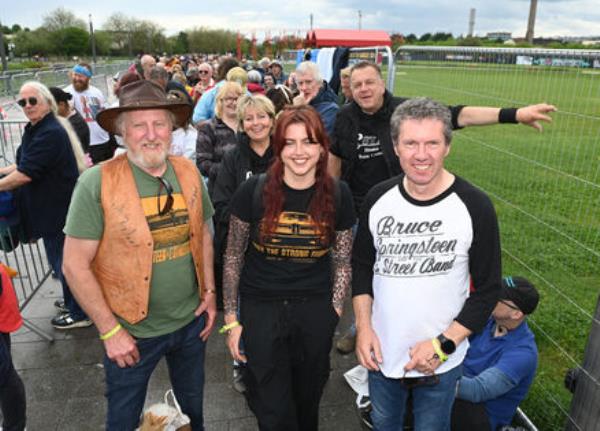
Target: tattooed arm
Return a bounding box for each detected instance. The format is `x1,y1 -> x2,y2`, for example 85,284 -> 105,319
331,228 -> 353,316
222,215 -> 250,363
222,215 -> 250,320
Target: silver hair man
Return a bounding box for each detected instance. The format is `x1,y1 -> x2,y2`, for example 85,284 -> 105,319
391,97 -> 453,146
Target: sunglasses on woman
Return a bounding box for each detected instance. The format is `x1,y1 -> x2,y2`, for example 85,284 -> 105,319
17,97 -> 38,108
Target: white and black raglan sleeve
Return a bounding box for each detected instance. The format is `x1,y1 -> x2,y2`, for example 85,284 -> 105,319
352,177 -> 400,298
455,178 -> 502,332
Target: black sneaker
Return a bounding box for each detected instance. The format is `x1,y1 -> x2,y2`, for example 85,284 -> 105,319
53,299 -> 68,314
232,365 -> 246,394
358,405 -> 373,430
357,396 -> 373,430
51,313 -> 93,330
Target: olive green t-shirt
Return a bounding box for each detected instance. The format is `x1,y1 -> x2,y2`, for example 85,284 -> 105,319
64,159 -> 214,338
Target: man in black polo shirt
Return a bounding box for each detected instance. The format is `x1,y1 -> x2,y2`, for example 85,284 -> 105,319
329,61 -> 556,212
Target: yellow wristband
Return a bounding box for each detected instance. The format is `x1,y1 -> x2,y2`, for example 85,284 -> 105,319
100,323 -> 122,341
431,338 -> 449,363
219,321 -> 240,334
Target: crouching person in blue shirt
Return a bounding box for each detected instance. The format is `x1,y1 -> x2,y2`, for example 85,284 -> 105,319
452,276 -> 540,431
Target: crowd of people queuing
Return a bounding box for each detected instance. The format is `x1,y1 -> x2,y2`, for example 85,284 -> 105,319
0,50 -> 557,431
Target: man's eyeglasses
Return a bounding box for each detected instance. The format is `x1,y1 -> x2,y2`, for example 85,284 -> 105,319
499,299 -> 521,311
198,70 -> 210,75
17,97 -> 38,108
156,176 -> 174,216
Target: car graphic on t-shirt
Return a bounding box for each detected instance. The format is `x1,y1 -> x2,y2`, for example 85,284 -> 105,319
261,211 -> 325,250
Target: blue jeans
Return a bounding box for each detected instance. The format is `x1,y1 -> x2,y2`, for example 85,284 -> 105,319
369,365 -> 462,431
104,315 -> 207,431
42,231 -> 86,319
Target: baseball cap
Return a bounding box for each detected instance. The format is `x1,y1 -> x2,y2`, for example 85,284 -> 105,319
500,276 -> 539,314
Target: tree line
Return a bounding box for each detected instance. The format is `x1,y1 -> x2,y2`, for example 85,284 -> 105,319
1,7 -> 304,59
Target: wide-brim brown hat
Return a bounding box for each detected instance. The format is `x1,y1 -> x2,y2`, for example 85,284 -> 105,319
97,80 -> 192,136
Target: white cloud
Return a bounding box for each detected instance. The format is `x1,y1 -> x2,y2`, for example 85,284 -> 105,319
4,0 -> 599,39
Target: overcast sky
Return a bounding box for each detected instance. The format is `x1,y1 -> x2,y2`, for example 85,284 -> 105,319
3,0 -> 599,39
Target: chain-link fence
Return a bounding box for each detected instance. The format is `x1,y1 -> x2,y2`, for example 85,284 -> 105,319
394,45 -> 600,430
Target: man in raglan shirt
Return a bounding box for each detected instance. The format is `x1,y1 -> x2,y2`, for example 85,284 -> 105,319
352,97 -> 502,430
331,61 -> 554,354
65,63 -> 114,164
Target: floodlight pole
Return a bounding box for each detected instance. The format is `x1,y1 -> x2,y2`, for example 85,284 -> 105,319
89,14 -> 97,69
358,10 -> 362,31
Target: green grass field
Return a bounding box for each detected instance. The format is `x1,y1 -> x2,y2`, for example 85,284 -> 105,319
392,61 -> 599,430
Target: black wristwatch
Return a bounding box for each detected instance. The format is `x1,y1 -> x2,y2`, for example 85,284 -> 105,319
437,334 -> 456,355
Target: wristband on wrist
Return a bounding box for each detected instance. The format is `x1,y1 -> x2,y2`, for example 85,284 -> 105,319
100,323 -> 122,341
219,321 -> 240,334
431,338 -> 449,363
499,108 -> 519,124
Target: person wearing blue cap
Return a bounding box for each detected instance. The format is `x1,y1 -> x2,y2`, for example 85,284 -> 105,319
65,63 -> 115,164
452,276 -> 540,431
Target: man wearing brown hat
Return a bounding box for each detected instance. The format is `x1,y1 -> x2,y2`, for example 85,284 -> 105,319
452,276 -> 540,431
62,80 -> 217,430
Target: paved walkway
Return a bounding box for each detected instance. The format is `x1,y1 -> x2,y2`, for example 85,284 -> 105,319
8,277 -> 365,430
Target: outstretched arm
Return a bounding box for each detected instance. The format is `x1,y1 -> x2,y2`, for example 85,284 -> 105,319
457,103 -> 556,131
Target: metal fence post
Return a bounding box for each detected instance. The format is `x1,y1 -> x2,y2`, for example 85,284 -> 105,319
565,294 -> 600,430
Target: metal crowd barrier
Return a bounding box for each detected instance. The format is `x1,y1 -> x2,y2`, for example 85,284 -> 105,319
0,60 -> 130,99
0,60 -> 129,340
0,120 -> 52,341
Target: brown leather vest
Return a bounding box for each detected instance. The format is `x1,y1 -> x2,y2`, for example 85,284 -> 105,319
91,154 -> 205,324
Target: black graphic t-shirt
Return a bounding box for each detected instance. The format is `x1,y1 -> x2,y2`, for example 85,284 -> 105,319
230,175 -> 355,299
349,111 -> 390,210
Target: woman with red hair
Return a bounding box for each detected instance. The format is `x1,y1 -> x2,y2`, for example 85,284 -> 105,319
222,105 -> 355,430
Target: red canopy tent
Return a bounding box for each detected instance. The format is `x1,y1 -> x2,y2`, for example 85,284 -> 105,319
305,29 -> 391,48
